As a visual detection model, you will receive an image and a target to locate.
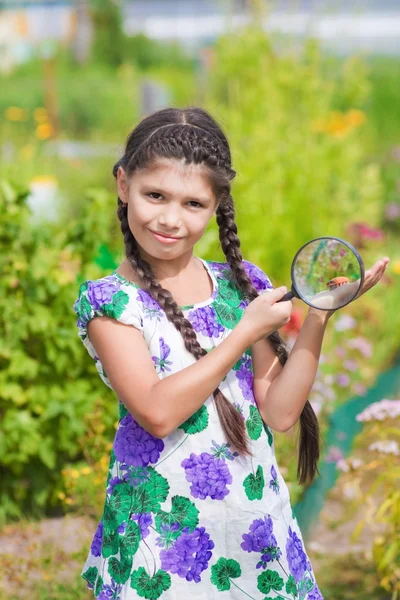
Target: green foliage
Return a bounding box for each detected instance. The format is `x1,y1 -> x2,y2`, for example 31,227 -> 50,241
0,178 -> 120,526
90,0 -> 125,68
200,30 -> 383,282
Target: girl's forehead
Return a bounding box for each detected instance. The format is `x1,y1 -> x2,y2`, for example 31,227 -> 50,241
133,158 -> 214,194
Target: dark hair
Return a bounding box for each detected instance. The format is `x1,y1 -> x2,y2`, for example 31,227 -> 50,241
113,106 -> 319,484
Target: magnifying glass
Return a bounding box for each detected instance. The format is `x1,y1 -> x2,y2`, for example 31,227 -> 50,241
277,236 -> 365,310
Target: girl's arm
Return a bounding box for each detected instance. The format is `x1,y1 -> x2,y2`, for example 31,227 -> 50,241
252,308 -> 330,432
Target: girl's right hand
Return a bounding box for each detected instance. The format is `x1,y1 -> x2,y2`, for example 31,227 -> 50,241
241,287 -> 293,343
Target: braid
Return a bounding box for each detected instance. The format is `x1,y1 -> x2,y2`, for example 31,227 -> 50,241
117,197 -> 250,456
216,196 -> 320,484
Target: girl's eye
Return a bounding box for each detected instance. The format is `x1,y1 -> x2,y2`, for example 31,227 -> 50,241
147,192 -> 163,200
188,201 -> 203,208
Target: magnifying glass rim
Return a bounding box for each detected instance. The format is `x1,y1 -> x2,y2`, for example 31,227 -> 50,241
290,236 -> 365,311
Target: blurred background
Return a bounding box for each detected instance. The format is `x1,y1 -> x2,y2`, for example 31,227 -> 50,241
0,1 -> 400,598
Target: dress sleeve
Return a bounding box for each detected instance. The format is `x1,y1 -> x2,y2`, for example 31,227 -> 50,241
242,260 -> 274,295
73,276 -> 144,359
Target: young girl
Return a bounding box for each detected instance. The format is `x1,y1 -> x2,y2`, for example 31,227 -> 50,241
73,106 -> 389,600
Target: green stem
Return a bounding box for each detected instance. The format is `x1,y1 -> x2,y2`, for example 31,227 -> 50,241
278,560 -> 289,578
230,579 -> 257,599
155,435 -> 189,467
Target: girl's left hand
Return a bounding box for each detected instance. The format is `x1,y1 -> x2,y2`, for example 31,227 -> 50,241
353,256 -> 390,300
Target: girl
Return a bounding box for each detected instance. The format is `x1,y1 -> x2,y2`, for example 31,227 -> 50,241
73,106 -> 389,600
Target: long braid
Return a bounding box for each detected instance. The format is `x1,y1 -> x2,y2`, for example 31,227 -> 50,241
116,194 -> 251,456
216,196 -> 320,484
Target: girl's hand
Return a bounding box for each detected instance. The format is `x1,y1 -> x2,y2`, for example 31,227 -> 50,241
353,256 -> 390,300
241,286 -> 293,343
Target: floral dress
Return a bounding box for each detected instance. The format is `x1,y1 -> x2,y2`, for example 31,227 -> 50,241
73,257 -> 323,600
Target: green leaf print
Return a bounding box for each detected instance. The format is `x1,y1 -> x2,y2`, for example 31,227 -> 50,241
210,557 -> 242,591
76,293 -> 92,325
82,566 -> 98,589
155,495 -> 199,533
108,551 -> 133,584
109,482 -> 133,525
257,570 -> 284,594
214,301 -> 242,330
246,405 -> 263,440
243,465 -> 264,500
109,449 -> 116,470
179,405 -> 209,434
132,467 -> 169,513
120,519 -> 141,557
218,278 -> 244,307
101,527 -> 119,558
94,575 -> 104,596
102,289 -> 130,319
263,422 -> 274,447
286,574 -> 298,596
131,567 -> 171,599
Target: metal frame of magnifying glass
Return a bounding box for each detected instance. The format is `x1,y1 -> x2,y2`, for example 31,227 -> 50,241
290,236 -> 365,311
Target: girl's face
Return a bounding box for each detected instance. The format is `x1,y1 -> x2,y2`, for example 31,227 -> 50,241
117,158 -> 218,261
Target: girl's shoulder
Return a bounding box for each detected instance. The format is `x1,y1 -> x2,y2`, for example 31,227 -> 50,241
73,272 -> 152,339
207,258 -> 274,293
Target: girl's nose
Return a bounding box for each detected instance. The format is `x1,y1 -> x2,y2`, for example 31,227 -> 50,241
158,206 -> 182,229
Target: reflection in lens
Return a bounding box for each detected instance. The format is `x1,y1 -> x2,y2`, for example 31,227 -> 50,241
293,239 -> 362,310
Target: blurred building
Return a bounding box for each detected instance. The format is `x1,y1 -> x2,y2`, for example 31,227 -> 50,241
0,0 -> 399,72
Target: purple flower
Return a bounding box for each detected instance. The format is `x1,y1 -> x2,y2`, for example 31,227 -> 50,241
117,521 -> 127,534
137,289 -> 162,320
114,414 -> 164,467
107,476 -> 124,495
236,358 -> 255,403
156,522 -> 182,548
160,526 -> 214,583
90,520 -> 103,557
308,582 -> 324,599
97,578 -> 122,599
286,526 -> 308,583
131,512 -> 152,538
87,277 -> 121,310
337,373 -> 350,387
242,261 -> 273,293
241,516 -> 281,569
181,452 -> 232,500
152,337 -> 173,373
188,305 -> 224,338
269,465 -> 280,494
210,439 -> 238,461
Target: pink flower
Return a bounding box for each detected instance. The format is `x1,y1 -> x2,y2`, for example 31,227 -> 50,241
368,440 -> 400,456
347,337 -> 373,358
353,383 -> 367,396
356,399 -> 400,422
337,373 -> 350,387
325,446 -> 344,463
334,315 -> 356,332
344,360 -> 358,372
385,202 -> 400,221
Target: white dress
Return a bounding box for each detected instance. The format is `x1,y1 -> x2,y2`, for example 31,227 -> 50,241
73,257 -> 323,600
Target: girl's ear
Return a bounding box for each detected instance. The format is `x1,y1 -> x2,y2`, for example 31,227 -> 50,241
117,166 -> 129,203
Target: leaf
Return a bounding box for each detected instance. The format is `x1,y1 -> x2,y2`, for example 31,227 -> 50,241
82,566 -> 98,589
101,527 -> 119,558
109,482 -> 133,526
108,552 -> 133,584
246,405 -> 263,440
120,519 -> 141,557
286,574 -> 298,596
243,465 -> 264,500
210,557 -> 242,591
131,567 -> 171,599
155,495 -> 199,532
214,301 -> 242,329
102,289 -> 129,319
94,575 -> 104,596
132,467 -> 169,513
179,405 -> 209,434
263,422 -> 274,446
257,570 -> 284,594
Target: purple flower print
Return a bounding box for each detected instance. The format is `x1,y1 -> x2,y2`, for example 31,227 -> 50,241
114,414 -> 164,467
137,289 -> 162,320
160,526 -> 214,583
181,452 -> 232,500
236,358 -> 255,403
210,440 -> 238,461
131,512 -> 152,539
308,582 -> 324,599
188,305 -> 224,338
97,578 -> 122,599
90,520 -> 103,557
241,516 -> 282,569
156,523 -> 182,549
87,277 -> 121,310
152,337 -> 173,373
117,521 -> 127,534
286,526 -> 309,583
107,476 -> 124,495
242,261 -> 273,293
269,465 -> 280,494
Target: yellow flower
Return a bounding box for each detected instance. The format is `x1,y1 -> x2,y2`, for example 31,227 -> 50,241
346,109 -> 366,127
57,491 -> 66,500
69,469 -> 80,479
33,107 -> 48,123
35,122 -> 54,140
312,109 -> 366,138
65,498 -> 73,505
392,261 -> 400,275
5,107 -> 29,121
20,144 -> 35,160
81,466 -> 91,475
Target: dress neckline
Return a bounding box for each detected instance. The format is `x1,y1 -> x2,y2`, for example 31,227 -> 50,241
112,257 -> 219,311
